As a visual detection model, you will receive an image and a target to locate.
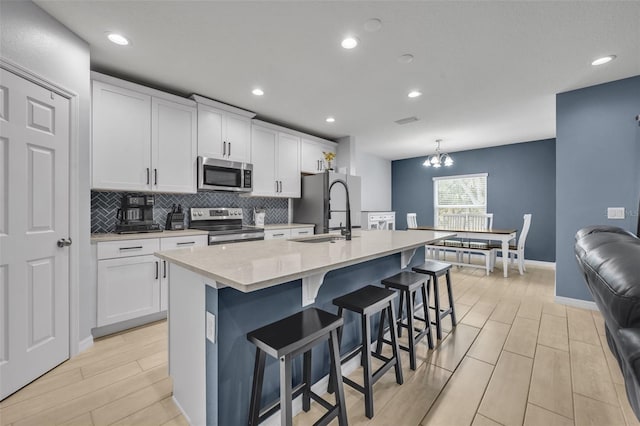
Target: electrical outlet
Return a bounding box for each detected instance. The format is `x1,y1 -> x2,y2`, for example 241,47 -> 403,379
206,312 -> 216,343
607,207 -> 625,219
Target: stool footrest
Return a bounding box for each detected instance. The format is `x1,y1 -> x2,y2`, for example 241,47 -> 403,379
340,345 -> 362,365
310,391 -> 336,412
257,382 -> 307,422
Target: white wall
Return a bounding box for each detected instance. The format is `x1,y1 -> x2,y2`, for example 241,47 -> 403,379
1,1 -> 93,342
357,151 -> 392,211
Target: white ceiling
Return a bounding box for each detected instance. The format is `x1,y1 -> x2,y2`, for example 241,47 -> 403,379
35,1 -> 640,160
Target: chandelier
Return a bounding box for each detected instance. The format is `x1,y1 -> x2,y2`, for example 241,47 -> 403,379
423,139 -> 453,168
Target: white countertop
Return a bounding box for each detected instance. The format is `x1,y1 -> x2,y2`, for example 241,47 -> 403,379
90,229 -> 209,243
155,229 -> 454,293
262,223 -> 315,230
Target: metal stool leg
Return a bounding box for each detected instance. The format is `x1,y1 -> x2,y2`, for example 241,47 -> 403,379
445,270 -> 457,325
397,290 -> 405,337
421,283 -> 434,349
375,306 -> 385,355
362,313 -> 374,419
406,289 -> 417,370
249,347 -> 266,426
431,276 -> 443,340
279,354 -> 293,426
302,350 -> 311,412
388,301 -> 404,385
328,329 -> 348,425
328,307 -> 344,394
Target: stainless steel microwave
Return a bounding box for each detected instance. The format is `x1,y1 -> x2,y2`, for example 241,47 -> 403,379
197,157 -> 253,192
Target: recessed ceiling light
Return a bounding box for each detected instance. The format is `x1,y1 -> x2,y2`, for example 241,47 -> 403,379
364,18 -> 382,32
107,33 -> 130,46
408,91 -> 422,98
252,88 -> 264,96
341,37 -> 358,49
326,117 -> 336,123
591,55 -> 616,66
398,54 -> 414,64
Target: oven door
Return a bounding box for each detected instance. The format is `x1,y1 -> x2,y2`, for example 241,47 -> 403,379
198,157 -> 252,192
209,232 -> 265,245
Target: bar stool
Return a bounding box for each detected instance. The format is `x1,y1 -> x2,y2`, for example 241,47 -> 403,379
329,285 -> 403,419
377,271 -> 434,370
247,308 -> 347,426
412,260 -> 457,340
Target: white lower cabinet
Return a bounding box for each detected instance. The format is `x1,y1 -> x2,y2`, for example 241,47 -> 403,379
264,229 -> 291,240
290,227 -> 314,237
96,235 -> 207,328
97,254 -> 161,327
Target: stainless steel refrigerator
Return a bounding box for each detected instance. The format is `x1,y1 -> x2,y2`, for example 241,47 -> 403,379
293,172 -> 361,234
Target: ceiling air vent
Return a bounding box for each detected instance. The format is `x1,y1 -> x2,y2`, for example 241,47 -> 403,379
394,116 -> 419,125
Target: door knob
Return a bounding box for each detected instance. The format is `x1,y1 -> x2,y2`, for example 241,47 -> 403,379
57,238 -> 72,248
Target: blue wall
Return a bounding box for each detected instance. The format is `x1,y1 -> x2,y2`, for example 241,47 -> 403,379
392,139 -> 556,262
556,75 -> 640,301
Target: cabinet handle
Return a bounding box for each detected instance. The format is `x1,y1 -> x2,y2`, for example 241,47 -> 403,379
155,261 -> 159,280
228,142 -> 231,157
163,260 -> 167,278
275,181 -> 278,193
273,233 -> 285,237
176,241 -> 196,246
119,246 -> 143,251
146,168 -> 150,185
154,168 -> 158,185
223,141 -> 226,156
318,160 -> 321,171
298,231 -> 309,234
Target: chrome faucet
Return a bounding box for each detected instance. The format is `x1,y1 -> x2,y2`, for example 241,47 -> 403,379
328,179 -> 352,240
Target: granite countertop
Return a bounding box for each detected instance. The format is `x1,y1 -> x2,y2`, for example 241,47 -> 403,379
90,229 -> 209,243
262,223 -> 315,230
155,229 -> 454,293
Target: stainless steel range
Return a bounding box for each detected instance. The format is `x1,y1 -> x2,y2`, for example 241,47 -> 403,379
188,207 -> 265,245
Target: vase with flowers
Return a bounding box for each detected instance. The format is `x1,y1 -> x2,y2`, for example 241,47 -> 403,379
323,151 -> 336,171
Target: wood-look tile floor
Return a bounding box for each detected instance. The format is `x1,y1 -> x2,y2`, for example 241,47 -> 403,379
1,263 -> 636,426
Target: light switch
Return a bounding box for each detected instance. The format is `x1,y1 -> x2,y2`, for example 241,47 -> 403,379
206,311 -> 216,343
607,207 -> 625,219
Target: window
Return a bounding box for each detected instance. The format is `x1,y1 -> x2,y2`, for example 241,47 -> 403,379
433,173 -> 487,226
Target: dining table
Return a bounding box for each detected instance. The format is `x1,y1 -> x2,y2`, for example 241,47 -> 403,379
414,226 -> 518,277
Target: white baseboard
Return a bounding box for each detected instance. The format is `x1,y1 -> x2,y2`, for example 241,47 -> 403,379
262,343 -> 368,426
78,335 -> 94,354
172,395 -> 192,426
554,295 -> 599,311
493,255 -> 556,270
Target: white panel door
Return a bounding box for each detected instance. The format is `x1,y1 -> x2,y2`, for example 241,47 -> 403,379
196,105 -> 224,159
250,125 -> 277,196
0,69 -> 70,400
92,81 -> 151,191
277,133 -> 301,198
97,255 -> 160,327
225,114 -> 250,163
301,138 -> 328,174
152,98 -> 197,193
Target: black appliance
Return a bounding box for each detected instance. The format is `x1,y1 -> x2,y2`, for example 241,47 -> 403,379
197,156 -> 253,192
115,194 -> 161,234
165,204 -> 185,230
188,207 -> 264,245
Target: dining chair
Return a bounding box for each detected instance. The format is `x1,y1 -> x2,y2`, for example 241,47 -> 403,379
441,213 -> 466,230
490,213 -> 532,275
407,213 -> 418,229
466,213 -> 493,231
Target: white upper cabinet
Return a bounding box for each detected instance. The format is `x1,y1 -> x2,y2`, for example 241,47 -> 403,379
91,73 -> 197,193
192,95 -> 255,163
152,98 -> 197,193
92,81 -> 152,191
301,138 -> 337,174
250,124 -> 301,198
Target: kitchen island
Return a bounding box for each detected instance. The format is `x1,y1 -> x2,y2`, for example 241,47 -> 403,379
155,229 -> 453,425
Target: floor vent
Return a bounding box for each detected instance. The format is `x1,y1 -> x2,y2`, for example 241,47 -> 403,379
394,116 -> 419,125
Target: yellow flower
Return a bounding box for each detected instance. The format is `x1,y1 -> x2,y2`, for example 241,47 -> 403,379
323,151 -> 336,161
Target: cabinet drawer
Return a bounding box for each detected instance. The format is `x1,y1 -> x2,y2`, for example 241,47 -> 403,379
290,227 -> 314,237
160,235 -> 208,250
97,238 -> 160,260
264,229 -> 291,240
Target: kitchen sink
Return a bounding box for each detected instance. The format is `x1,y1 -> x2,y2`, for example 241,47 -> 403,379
290,235 -> 357,243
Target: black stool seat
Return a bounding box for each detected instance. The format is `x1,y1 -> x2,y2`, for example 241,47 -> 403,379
332,285 -> 397,315
412,261 -> 457,340
378,271 -> 434,370
330,285 -> 403,419
247,308 -> 347,426
412,260 -> 452,275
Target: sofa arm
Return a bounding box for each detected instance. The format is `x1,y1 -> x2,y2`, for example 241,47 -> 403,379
616,328 -> 640,420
